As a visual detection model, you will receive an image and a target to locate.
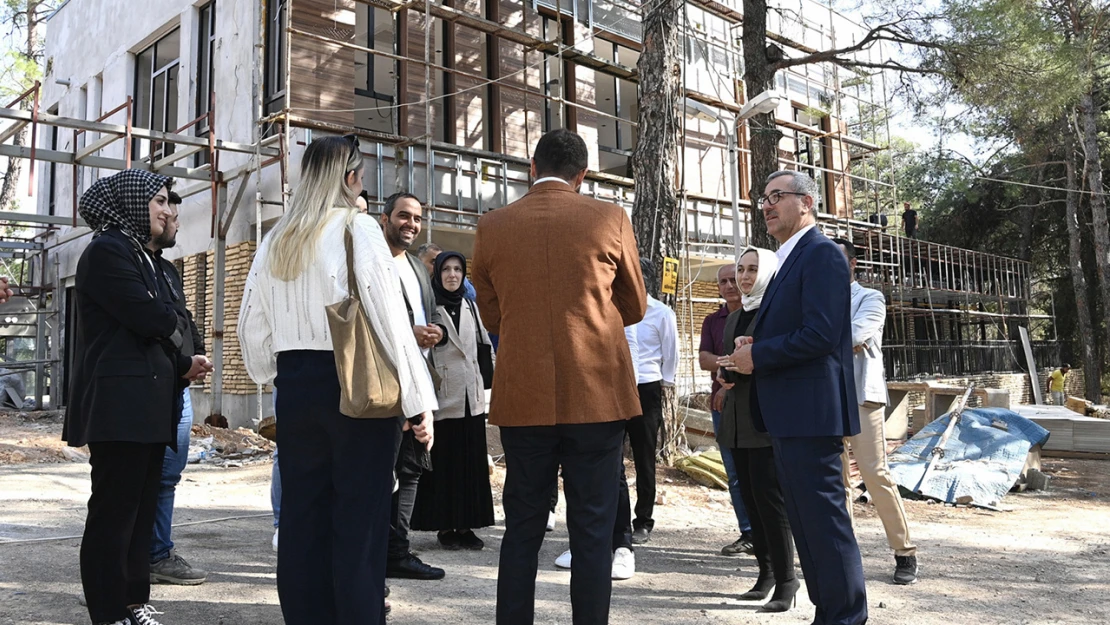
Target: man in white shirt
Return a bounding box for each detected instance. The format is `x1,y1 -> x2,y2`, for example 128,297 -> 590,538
379,192 -> 447,581
627,259 -> 679,544
833,238 -> 918,586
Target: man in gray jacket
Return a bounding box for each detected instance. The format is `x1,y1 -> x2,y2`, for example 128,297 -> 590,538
834,238 -> 918,586
380,192 -> 447,581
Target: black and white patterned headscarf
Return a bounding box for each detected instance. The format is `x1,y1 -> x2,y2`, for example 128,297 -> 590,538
79,169 -> 173,242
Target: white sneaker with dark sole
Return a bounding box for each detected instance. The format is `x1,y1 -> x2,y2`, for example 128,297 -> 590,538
611,547 -> 635,580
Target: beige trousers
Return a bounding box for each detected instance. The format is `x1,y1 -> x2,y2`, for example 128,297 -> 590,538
842,401 -> 917,557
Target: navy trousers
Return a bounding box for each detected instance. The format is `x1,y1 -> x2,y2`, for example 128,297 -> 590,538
497,420 -> 625,625
274,350 -> 401,625
772,436 -> 867,625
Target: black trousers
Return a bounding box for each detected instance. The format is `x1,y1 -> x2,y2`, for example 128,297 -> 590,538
550,464 -> 633,552
773,436 -> 867,625
82,442 -> 165,623
275,350 -> 401,625
497,420 -> 625,625
729,446 -> 795,584
628,381 -> 662,531
388,428 -> 425,560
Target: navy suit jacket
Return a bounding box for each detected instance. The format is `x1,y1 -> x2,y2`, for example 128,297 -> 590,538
750,227 -> 861,438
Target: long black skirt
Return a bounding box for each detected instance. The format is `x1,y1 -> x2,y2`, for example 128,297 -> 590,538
410,410 -> 495,531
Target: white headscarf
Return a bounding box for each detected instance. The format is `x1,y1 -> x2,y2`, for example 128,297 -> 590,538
737,246 -> 779,312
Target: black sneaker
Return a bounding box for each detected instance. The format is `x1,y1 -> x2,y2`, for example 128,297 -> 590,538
721,534 -> 755,556
131,604 -> 167,625
150,550 -> 208,585
893,555 -> 918,585
456,530 -> 485,551
631,527 -> 651,545
438,530 -> 462,550
386,553 -> 446,580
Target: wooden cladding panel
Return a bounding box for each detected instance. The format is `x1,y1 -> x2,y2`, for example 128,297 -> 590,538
403,12 -> 442,139
498,39 -> 543,159
290,0 -> 357,127
455,24 -> 487,150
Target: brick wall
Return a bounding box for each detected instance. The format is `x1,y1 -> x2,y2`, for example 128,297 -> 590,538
178,242 -> 261,396
903,367 -> 1086,409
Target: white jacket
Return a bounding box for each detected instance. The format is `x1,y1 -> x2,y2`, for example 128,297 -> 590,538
851,282 -> 889,406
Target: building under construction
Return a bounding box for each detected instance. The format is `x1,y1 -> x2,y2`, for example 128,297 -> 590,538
0,0 -> 1056,423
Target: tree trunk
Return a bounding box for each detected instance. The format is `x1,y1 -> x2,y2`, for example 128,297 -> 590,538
631,0 -> 683,297
0,1 -> 43,212
742,0 -> 781,250
1077,91 -> 1110,392
1065,145 -> 1101,402
631,0 -> 685,465
0,130 -> 24,211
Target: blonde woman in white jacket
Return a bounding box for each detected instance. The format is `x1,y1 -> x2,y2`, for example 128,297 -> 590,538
238,135 -> 436,625
410,251 -> 496,550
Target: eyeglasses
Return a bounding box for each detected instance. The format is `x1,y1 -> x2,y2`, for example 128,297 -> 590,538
757,190 -> 807,209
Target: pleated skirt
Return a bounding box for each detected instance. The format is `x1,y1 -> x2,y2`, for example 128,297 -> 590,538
410,409 -> 495,531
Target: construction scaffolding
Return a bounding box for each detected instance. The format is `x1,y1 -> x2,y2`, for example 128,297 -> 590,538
0,80 -> 283,411
3,0 -> 1054,422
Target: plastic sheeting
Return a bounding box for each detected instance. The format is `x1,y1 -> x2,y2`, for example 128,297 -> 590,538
889,407 -> 1050,508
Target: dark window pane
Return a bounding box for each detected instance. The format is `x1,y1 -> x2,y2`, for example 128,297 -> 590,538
155,28 -> 180,71
135,46 -> 154,129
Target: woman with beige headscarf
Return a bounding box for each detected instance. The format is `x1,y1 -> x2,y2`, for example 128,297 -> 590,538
716,246 -> 799,613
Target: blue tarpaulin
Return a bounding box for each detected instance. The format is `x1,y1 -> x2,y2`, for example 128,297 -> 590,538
888,407 -> 1051,508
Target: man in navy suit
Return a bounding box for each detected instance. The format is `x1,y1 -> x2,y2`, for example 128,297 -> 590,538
724,170 -> 867,625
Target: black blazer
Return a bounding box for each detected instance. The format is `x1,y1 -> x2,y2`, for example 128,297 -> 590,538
63,228 -> 192,449
717,308 -> 771,450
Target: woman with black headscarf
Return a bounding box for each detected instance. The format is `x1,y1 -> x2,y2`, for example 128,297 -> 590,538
64,169 -> 211,625
410,251 -> 496,550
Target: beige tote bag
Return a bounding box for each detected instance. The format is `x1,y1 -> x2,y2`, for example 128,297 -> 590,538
325,227 -> 403,418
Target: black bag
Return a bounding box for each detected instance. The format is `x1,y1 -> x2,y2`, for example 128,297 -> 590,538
467,300 -> 495,389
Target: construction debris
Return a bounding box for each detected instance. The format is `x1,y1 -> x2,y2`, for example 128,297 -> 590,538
188,424 -> 274,467
889,407 -> 1051,508
675,449 -> 728,490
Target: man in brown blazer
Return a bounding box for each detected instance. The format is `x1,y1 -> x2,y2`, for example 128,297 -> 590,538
472,129 -> 646,625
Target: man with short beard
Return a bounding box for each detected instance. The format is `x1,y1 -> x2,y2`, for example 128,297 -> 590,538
146,191 -> 211,586
379,192 -> 448,581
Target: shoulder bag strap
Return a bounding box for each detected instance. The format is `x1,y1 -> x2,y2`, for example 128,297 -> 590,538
344,227 -> 360,303
466,299 -> 484,345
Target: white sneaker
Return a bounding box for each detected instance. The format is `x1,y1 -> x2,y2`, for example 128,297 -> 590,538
611,547 -> 635,580
272,528 -> 279,553
131,604 -> 166,625
546,511 -> 556,532
554,549 -> 572,569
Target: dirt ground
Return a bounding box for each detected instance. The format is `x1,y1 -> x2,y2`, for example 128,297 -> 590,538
1,412 -> 1109,625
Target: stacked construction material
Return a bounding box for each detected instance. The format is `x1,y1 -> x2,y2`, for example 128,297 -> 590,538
1012,405 -> 1110,453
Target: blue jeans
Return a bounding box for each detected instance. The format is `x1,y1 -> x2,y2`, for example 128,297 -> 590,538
271,390 -> 281,528
271,445 -> 281,528
712,409 -> 752,535
150,389 -> 194,562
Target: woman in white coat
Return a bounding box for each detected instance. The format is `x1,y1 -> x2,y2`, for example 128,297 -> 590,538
411,251 -> 496,550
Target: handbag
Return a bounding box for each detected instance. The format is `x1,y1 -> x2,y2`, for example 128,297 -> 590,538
466,299 -> 495,389
325,227 -> 403,418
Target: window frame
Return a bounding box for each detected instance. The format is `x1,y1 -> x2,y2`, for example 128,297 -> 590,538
263,0 -> 287,118
133,27 -> 182,163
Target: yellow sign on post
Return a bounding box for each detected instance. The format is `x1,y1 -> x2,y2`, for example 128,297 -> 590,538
660,257 -> 679,295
